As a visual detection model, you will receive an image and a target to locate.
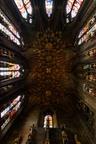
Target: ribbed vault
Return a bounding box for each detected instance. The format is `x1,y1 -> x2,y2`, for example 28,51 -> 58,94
24,29 -> 77,109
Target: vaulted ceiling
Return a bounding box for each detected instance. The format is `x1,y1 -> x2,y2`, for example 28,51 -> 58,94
25,30 -> 77,108
1,0 -> 93,111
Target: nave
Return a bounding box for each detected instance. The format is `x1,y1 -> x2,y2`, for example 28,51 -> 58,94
0,0 -> 96,144
1,107 -> 92,144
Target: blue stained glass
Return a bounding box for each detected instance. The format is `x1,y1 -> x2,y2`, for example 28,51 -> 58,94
45,0 -> 53,17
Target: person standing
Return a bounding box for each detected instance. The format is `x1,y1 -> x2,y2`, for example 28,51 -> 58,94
61,126 -> 68,144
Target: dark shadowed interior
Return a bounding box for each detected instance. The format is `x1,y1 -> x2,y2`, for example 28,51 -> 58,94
0,0 -> 96,144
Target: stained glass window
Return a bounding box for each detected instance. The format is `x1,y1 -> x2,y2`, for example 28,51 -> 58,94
14,0 -> 32,23
14,0 -> 27,19
0,61 -> 23,82
44,115 -> 53,128
66,0 -> 84,22
0,9 -> 22,46
78,12 -> 96,45
45,0 -> 53,17
0,95 -> 25,130
85,48 -> 96,59
24,0 -> 32,15
1,96 -> 21,118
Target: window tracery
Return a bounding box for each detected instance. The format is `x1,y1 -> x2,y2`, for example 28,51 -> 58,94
0,61 -> 24,82
45,0 -> 53,17
14,0 -> 32,23
83,83 -> 96,97
0,9 -> 23,46
78,12 -> 96,45
66,0 -> 84,23
0,95 -> 25,130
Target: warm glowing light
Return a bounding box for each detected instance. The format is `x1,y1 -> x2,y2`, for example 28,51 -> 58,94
44,115 -> 53,128
0,9 -> 21,45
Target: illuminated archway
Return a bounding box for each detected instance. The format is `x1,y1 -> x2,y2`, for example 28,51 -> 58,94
44,115 -> 53,128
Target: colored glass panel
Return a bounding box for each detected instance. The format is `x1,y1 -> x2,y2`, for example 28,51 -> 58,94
0,10 -> 21,45
14,0 -> 32,22
66,0 -> 83,19
45,0 -> 53,17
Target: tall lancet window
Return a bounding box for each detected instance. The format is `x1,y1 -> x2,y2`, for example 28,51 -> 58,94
0,9 -> 22,45
66,0 -> 84,22
0,61 -> 24,82
14,0 -> 32,23
45,0 -> 53,17
44,115 -> 53,128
